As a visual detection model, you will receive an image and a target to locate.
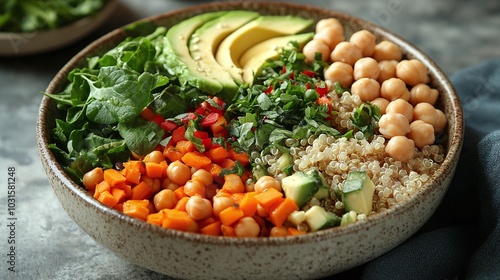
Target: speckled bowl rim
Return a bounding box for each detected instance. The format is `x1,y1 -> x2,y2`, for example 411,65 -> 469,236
37,1 -> 464,247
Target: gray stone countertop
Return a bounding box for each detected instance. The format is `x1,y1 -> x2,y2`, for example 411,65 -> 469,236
0,0 -> 499,279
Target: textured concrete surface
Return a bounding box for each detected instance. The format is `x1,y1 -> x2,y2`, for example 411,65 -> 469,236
0,0 -> 499,279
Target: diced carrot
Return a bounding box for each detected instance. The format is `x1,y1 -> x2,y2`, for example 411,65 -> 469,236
163,146 -> 184,163
131,181 -> 153,200
210,114 -> 228,135
220,158 -> 236,170
221,224 -> 236,237
123,200 -> 150,221
174,196 -> 190,211
98,190 -> 119,208
269,198 -> 299,227
203,163 -> 223,178
113,203 -> 123,212
239,192 -> 259,217
123,161 -> 144,184
93,180 -> 110,199
147,212 -> 164,226
287,227 -> 307,236
205,146 -> 230,164
160,161 -> 169,177
219,206 -> 244,226
111,187 -> 127,203
201,220 -> 222,236
181,151 -> 212,170
145,161 -> 165,179
141,176 -> 161,195
162,210 -> 198,232
175,140 -> 196,155
222,174 -> 245,194
254,187 -> 284,209
114,183 -> 132,200
171,126 -> 186,144
231,193 -> 245,204
103,168 -> 126,188
198,217 -> 216,228
229,149 -> 250,166
174,186 -> 188,200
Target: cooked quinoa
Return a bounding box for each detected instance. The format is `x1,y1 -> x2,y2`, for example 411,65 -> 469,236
256,88 -> 445,216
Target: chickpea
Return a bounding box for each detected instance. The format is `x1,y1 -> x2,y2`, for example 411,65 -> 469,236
83,167 -> 104,191
413,102 -> 438,127
314,26 -> 344,49
270,226 -> 288,237
324,62 -> 354,88
191,169 -> 213,186
349,30 -> 376,56
385,99 -> 413,122
396,59 -> 429,86
371,97 -> 390,114
372,41 -> 402,61
315,18 -> 343,33
143,150 -> 165,163
161,178 -> 180,191
378,112 -> 410,139
380,78 -> 410,101
303,39 -> 330,62
185,196 -> 213,221
351,78 -> 380,101
183,180 -> 206,197
407,120 -> 435,149
153,189 -> 178,211
254,176 -> 282,193
385,136 -> 415,162
353,57 -> 380,80
377,60 -> 398,84
166,160 -> 191,185
234,217 -> 261,238
434,109 -> 447,133
212,196 -> 235,218
330,41 -> 363,66
409,83 -> 439,106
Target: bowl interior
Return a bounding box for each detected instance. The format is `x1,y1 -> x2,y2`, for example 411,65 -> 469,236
37,1 -> 464,278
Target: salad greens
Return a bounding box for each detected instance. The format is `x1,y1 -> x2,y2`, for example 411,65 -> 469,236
0,0 -> 107,32
45,27 -> 204,183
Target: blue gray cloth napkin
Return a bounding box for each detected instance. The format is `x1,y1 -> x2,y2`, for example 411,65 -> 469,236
336,59 -> 500,280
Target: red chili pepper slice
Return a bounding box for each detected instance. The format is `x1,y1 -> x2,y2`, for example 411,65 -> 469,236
153,114 -> 165,125
264,85 -> 274,94
316,86 -> 329,97
200,112 -> 220,127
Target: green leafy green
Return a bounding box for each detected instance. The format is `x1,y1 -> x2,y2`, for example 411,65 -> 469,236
0,0 -> 107,32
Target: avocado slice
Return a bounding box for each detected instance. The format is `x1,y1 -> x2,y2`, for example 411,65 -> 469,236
189,11 -> 259,100
162,11 -> 227,94
342,171 -> 376,215
215,15 -> 313,85
240,33 -> 314,85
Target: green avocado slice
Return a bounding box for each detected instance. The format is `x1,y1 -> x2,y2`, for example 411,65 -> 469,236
162,11 -> 227,94
189,10 -> 259,101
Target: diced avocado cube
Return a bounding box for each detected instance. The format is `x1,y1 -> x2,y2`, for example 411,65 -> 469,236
340,210 -> 358,226
276,152 -> 293,174
282,170 -> 321,208
287,210 -> 306,226
305,205 -> 341,231
305,169 -> 330,200
341,171 -> 375,215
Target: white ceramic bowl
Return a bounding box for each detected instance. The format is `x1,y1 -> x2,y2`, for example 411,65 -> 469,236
0,0 -> 117,56
36,2 -> 464,279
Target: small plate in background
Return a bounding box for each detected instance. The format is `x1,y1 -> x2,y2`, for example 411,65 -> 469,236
0,0 -> 118,57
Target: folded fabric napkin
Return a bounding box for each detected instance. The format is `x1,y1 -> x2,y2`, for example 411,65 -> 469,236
336,59 -> 500,280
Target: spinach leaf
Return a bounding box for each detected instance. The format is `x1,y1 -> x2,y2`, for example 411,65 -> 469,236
117,117 -> 164,156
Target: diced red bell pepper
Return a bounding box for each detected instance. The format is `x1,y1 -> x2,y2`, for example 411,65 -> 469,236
200,112 -> 220,127
181,112 -> 198,124
160,120 -> 179,132
194,130 -> 209,139
153,114 -> 165,125
264,85 -> 274,94
303,70 -> 317,78
316,86 -> 329,97
171,126 -> 186,144
201,138 -> 212,150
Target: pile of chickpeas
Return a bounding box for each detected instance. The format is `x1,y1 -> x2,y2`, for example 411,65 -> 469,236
302,18 -> 447,162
